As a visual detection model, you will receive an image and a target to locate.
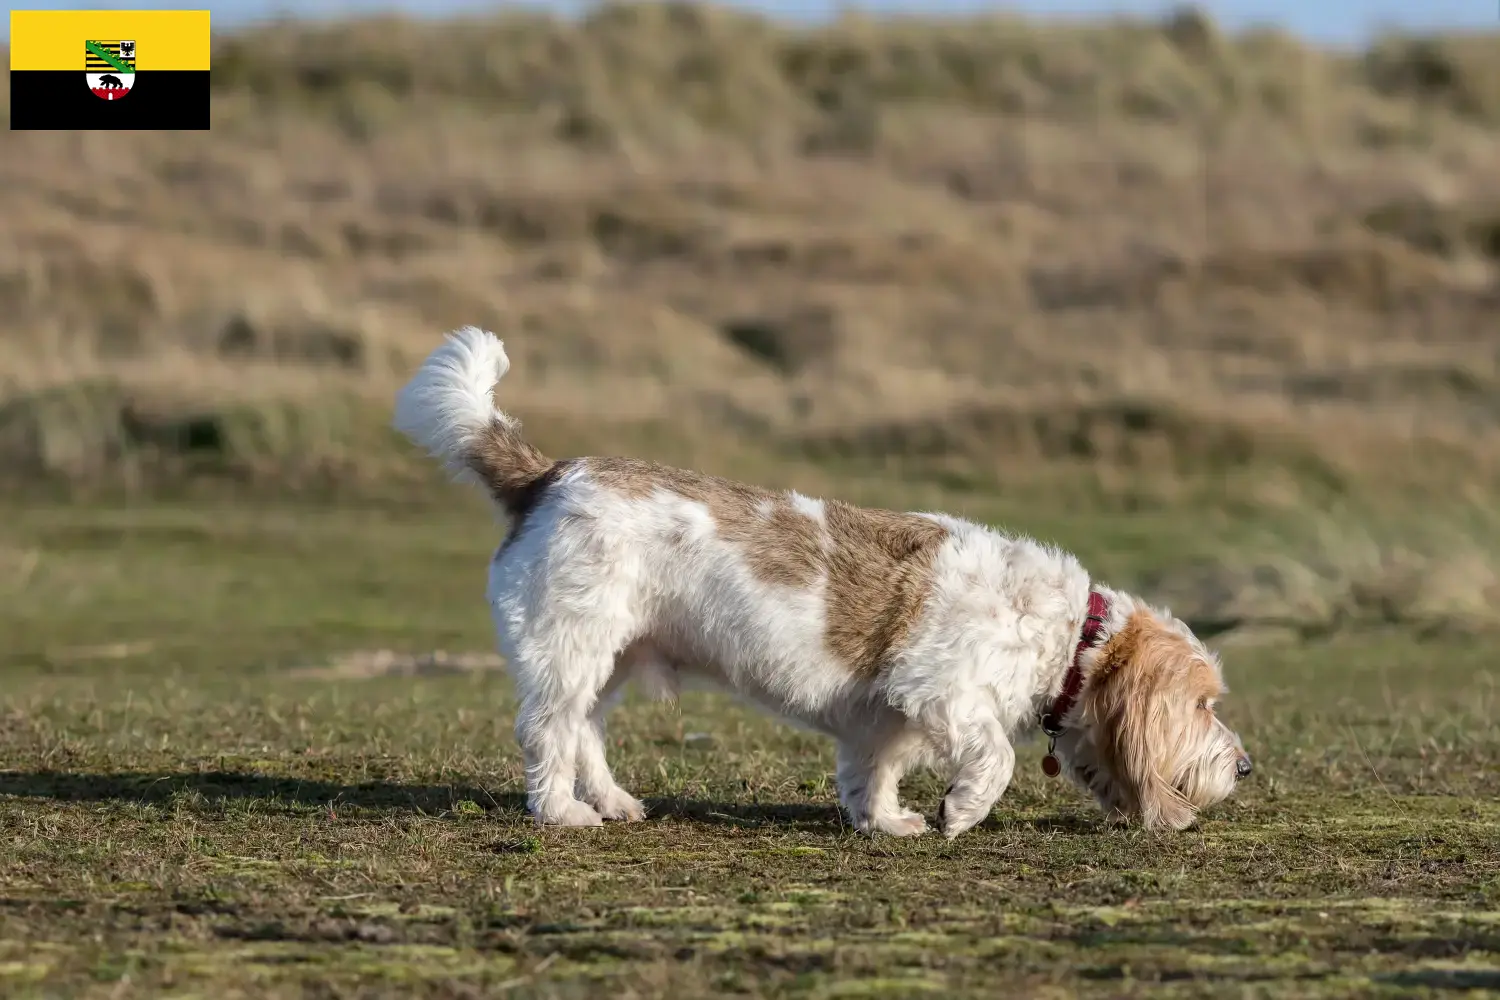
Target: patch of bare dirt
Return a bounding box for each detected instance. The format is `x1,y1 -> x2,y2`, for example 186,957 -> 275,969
289,650 -> 506,681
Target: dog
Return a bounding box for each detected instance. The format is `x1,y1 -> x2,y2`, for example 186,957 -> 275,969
394,328 -> 1252,838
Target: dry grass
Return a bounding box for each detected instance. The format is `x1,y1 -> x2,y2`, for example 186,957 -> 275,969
0,5 -> 1497,476
0,5 -> 1498,611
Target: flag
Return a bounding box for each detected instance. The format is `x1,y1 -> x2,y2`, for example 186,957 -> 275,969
10,10 -> 210,130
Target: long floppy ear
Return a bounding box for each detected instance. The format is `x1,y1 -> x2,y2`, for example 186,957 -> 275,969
1087,614 -> 1197,831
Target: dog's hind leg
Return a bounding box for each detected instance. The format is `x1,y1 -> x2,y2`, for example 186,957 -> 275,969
571,642 -> 660,822
505,621 -> 635,828
488,498 -> 651,827
574,709 -> 646,821
513,682 -> 604,828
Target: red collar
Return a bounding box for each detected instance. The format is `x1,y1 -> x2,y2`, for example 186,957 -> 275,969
1040,590 -> 1110,738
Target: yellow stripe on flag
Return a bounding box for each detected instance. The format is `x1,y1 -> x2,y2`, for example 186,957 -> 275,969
9,10 -> 210,71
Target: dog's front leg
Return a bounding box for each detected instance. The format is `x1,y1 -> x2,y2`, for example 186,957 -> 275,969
936,711 -> 1015,839
836,733 -> 926,837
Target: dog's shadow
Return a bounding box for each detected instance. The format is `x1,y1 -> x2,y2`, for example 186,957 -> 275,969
0,769 -> 844,829
0,769 -> 1091,835
0,768 -> 524,815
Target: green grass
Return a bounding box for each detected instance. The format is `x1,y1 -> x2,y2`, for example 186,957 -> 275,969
1,499 -> 1498,998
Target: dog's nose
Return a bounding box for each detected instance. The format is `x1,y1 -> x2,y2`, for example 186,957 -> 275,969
1236,755 -> 1253,779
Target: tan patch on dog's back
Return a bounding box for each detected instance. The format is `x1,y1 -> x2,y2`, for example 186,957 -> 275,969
824,502 -> 948,676
587,458 -> 822,587
586,457 -> 947,674
744,497 -> 827,587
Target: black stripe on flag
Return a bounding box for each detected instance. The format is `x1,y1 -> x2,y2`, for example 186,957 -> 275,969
10,71 -> 209,129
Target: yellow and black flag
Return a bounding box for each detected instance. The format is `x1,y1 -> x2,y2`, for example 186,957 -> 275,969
10,10 -> 210,129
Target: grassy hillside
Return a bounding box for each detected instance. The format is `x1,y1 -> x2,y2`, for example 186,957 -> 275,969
1,3 -> 1498,634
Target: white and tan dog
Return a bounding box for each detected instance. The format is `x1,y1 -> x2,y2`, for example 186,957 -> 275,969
394,328 -> 1252,838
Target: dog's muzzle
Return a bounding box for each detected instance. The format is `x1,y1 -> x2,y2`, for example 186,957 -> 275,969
1236,754 -> 1253,780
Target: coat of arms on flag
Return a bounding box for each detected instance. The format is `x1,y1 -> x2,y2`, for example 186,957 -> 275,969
85,39 -> 135,100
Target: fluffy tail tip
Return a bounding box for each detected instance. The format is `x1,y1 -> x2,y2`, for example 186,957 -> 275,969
392,326 -> 512,474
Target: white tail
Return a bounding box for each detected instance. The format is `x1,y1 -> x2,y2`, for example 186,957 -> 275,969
392,326 -> 514,485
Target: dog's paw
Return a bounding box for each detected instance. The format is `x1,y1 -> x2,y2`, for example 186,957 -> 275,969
850,806 -> 927,837
870,809 -> 928,837
591,787 -> 647,823
936,793 -> 987,840
535,799 -> 604,828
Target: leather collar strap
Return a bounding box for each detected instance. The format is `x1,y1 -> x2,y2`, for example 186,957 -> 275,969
1040,590 -> 1111,738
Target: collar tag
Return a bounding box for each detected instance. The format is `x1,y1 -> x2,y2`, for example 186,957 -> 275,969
1041,735 -> 1062,777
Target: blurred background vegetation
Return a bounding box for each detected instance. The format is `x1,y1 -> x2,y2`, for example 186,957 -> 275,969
2,1 -> 1498,640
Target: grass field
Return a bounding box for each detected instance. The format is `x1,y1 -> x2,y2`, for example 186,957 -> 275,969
1,500 -> 1497,998
2,3 -> 1499,996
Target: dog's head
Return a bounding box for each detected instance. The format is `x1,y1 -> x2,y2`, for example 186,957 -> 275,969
1051,609 -> 1249,830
